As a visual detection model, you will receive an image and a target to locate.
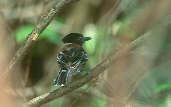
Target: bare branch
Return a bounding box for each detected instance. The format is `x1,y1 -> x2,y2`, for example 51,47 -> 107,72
23,34 -> 147,107
24,13 -> 171,106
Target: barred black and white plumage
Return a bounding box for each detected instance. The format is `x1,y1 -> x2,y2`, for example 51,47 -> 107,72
53,33 -> 91,86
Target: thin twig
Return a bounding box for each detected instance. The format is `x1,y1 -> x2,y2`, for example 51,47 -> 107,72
3,0 -> 79,78
23,34 -> 147,107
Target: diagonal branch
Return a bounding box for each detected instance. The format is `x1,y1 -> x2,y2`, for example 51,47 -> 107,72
23,2 -> 171,106
23,34 -> 147,107
3,0 -> 80,78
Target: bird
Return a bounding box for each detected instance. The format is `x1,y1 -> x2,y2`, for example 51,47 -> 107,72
53,33 -> 91,86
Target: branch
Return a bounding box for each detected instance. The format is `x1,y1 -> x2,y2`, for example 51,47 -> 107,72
23,34 -> 147,107
3,0 -> 79,78
23,3 -> 171,106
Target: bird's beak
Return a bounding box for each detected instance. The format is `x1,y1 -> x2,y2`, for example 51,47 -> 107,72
83,37 -> 91,41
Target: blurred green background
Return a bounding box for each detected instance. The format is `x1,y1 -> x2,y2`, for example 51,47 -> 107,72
0,0 -> 171,106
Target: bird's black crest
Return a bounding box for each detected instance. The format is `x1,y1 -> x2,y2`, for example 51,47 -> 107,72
62,33 -> 91,45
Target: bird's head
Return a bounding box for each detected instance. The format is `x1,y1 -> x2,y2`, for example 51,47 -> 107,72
62,33 -> 91,46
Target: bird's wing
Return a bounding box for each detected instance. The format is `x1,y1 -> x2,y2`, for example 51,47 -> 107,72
57,51 -> 69,66
72,48 -> 88,67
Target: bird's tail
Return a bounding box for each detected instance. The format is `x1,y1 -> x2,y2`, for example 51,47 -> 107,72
53,69 -> 70,86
